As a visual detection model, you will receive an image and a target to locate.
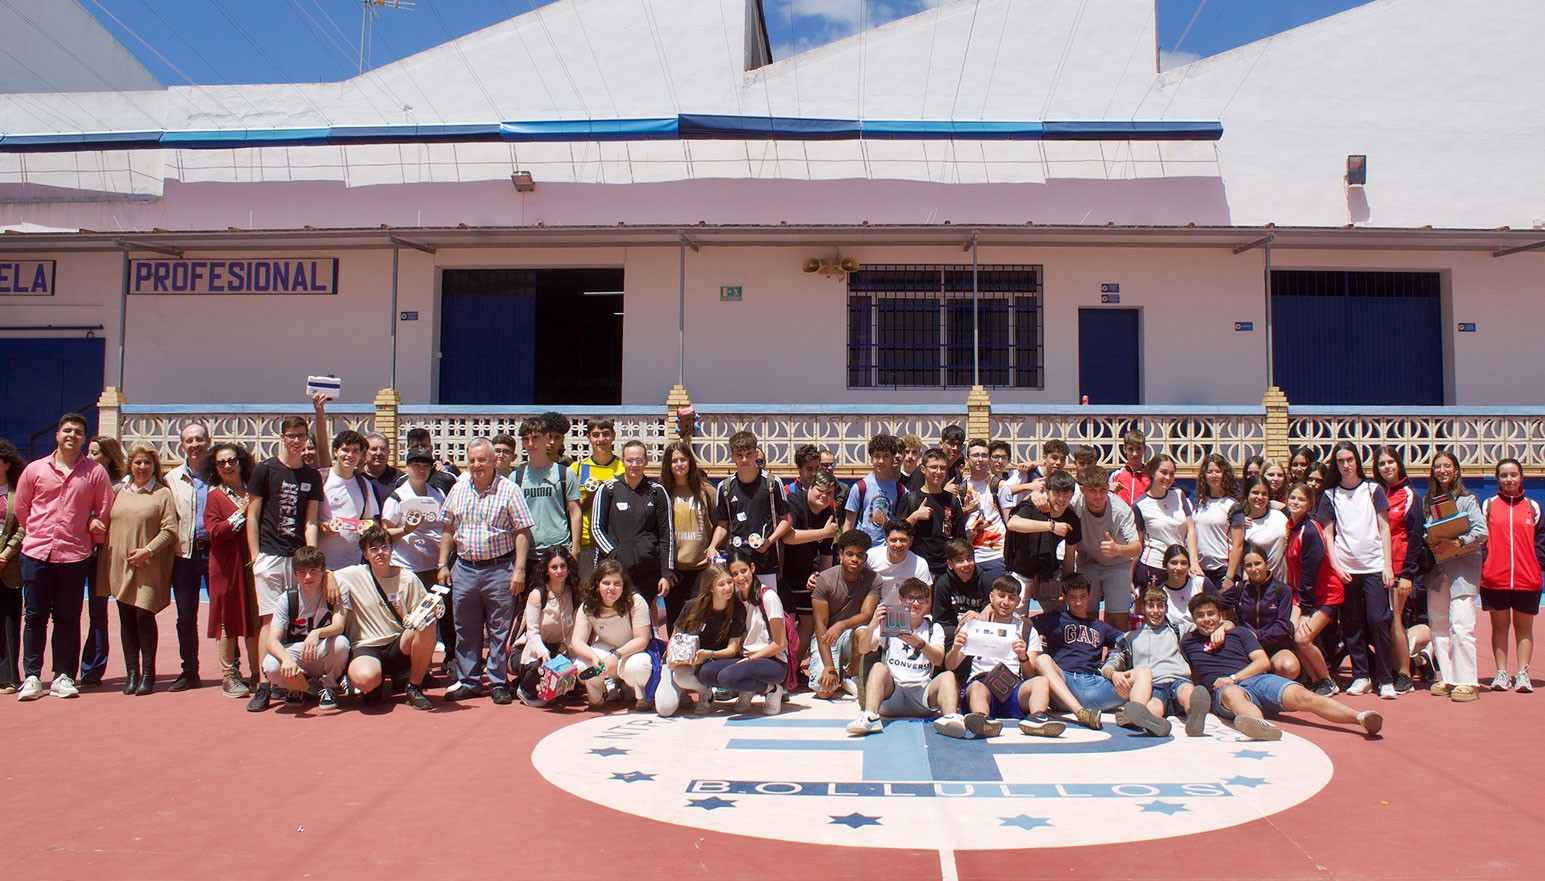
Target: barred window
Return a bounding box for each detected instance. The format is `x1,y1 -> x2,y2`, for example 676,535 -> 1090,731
847,264 -> 1043,389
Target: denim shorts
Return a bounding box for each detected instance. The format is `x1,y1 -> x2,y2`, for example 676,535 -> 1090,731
1151,678 -> 1189,717
1064,670 -> 1121,711
1213,672 -> 1295,719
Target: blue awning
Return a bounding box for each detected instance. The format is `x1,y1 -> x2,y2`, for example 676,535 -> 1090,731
500,118 -> 678,141
679,114 -> 861,140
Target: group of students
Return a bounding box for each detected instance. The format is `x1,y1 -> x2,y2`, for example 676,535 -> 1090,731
1,410 -> 1537,743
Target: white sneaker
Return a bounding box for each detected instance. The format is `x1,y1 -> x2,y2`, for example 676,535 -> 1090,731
1378,683 -> 1397,700
735,692 -> 756,714
1516,670 -> 1533,694
933,713 -> 970,739
17,675 -> 43,701
761,686 -> 784,715
1490,671 -> 1512,691
1346,678 -> 1372,696
846,711 -> 883,735
693,691 -> 715,715
840,677 -> 858,697
49,674 -> 79,699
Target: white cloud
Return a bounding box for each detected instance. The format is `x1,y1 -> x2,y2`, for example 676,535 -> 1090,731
1159,48 -> 1202,71
790,0 -> 864,30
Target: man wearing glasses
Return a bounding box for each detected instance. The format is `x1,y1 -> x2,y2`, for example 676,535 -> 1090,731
244,415 -> 323,712
844,577 -> 969,738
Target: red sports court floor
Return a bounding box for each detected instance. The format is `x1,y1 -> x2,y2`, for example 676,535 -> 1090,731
1,605 -> 1540,881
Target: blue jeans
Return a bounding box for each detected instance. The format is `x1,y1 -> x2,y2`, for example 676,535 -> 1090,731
1064,670 -> 1121,711
170,551 -> 208,677
451,560 -> 516,689
79,550 -> 109,683
21,555 -> 91,680
1213,673 -> 1295,719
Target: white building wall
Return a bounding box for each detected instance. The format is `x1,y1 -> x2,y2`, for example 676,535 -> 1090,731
0,0 -> 160,95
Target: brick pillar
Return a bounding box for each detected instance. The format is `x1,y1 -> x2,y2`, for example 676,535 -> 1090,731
374,387 -> 402,465
967,384 -> 992,441
97,386 -> 127,440
1262,385 -> 1290,462
666,383 -> 694,444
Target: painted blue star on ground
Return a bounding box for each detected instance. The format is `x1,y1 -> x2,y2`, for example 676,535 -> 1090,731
687,796 -> 737,811
1233,748 -> 1272,760
829,812 -> 882,828
1224,775 -> 1268,788
589,747 -> 629,757
1138,800 -> 1189,815
610,771 -> 655,783
999,814 -> 1053,830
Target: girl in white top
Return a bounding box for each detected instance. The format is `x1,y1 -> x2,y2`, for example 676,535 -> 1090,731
571,559 -> 658,709
722,549 -> 790,714
1192,454 -> 1245,592
513,546 -> 580,706
1314,441 -> 1396,698
666,561 -> 745,715
1241,475 -> 1290,581
1158,544 -> 1209,626
1132,454 -> 1199,592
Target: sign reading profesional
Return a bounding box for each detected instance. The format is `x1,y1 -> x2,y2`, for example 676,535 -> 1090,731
129,258 -> 338,295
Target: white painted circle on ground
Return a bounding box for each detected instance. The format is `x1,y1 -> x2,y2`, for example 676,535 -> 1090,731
531,698 -> 1334,850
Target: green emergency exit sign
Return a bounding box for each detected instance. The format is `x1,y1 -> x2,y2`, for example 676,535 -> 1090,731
720,285 -> 743,301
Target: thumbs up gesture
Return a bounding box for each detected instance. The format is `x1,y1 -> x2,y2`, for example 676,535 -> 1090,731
1100,530 -> 1118,556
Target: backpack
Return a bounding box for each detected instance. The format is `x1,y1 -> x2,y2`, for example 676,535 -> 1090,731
280,586 -> 331,645
757,583 -> 802,691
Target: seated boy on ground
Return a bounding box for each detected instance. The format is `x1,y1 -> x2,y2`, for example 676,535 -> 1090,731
846,578 -> 965,738
1101,587 -> 1215,737
338,526 -> 438,711
808,529 -> 883,698
262,545 -> 350,710
1181,591 -> 1385,741
1030,573 -> 1122,730
943,576 -> 1067,738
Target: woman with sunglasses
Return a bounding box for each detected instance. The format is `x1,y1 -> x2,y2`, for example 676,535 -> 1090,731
202,442 -> 261,698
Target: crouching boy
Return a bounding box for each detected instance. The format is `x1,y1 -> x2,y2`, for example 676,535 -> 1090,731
339,526 -> 438,711
846,578 -> 964,737
943,575 -> 1067,738
262,545 -> 349,710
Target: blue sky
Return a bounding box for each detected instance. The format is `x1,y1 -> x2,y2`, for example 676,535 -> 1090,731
78,0 -> 1373,87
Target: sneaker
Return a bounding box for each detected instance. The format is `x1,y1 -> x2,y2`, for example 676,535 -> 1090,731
490,686 -> 514,705
220,675 -> 250,699
846,711 -> 883,736
1413,649 -> 1437,683
1429,681 -> 1452,697
283,688 -> 306,708
964,712 -> 1002,738
246,682 -> 273,712
711,687 -> 733,702
405,684 -> 433,711
1121,700 -> 1172,737
17,675 -> 43,701
1357,709 -> 1384,736
1450,684 -> 1480,703
1516,670 -> 1533,694
1490,671 -> 1512,691
1018,712 -> 1066,738
694,691 -> 716,715
49,675 -> 79,699
761,686 -> 784,715
735,692 -> 756,714
1234,716 -> 1282,741
0,684 -> 14,695
318,687 -> 338,710
1378,683 -> 1398,700
840,677 -> 858,698
1184,689 -> 1210,737
1313,679 -> 1340,697
1074,707 -> 1103,731
443,683 -> 475,702
933,713 -> 970,739
1393,673 -> 1414,694
1345,678 -> 1372,696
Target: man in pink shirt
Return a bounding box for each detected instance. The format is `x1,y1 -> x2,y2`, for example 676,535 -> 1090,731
11,414 -> 115,701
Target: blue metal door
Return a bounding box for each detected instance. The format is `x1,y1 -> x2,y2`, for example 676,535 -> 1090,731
1078,308 -> 1141,404
438,270 -> 536,404
1270,271 -> 1443,405
0,338 -> 104,456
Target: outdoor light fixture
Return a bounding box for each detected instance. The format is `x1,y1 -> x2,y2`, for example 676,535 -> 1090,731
511,170 -> 536,192
1345,155 -> 1366,186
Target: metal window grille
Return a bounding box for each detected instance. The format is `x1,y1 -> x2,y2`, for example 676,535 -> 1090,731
1271,270 -> 1441,299
848,264 -> 1043,389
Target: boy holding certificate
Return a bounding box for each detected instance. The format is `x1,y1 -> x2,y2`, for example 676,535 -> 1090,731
943,576 -> 1074,738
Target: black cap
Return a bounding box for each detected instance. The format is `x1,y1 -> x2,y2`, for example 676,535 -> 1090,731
406,446 -> 434,464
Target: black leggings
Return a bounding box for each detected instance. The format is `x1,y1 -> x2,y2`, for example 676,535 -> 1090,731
118,601 -> 159,674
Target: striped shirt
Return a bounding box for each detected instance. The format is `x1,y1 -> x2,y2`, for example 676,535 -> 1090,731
442,474 -> 534,562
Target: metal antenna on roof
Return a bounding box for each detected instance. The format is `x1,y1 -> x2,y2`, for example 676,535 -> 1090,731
359,0 -> 415,74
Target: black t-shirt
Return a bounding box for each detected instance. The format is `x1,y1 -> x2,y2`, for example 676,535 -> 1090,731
716,472 -> 790,575
906,452 -> 964,493
896,489 -> 965,572
246,458 -> 324,557
674,601 -> 747,652
782,489 -> 834,587
931,569 -> 988,643
1005,501 -> 1081,579
369,465 -> 405,500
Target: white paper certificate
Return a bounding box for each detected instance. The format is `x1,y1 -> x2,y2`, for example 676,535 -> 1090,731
962,619 -> 1016,661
